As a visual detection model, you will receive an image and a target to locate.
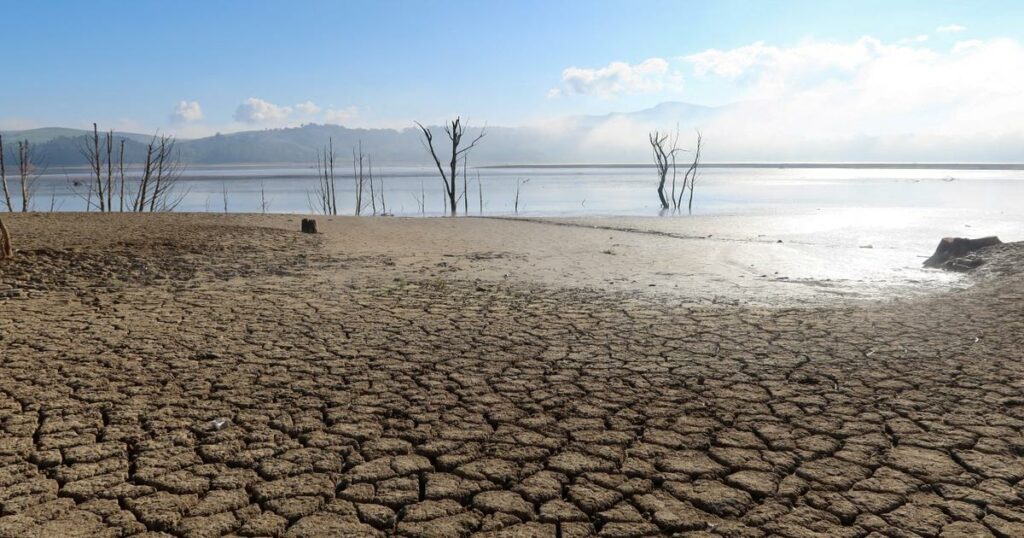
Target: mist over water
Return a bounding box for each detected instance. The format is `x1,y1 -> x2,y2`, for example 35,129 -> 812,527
16,165 -> 1024,218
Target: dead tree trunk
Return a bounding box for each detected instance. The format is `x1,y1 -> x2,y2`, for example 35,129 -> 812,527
129,134 -> 183,212
0,216 -> 11,258
683,131 -> 703,214
372,153 -> 380,215
310,147 -> 328,215
134,141 -> 154,212
92,124 -> 104,211
105,130 -> 114,212
17,141 -> 32,212
149,137 -> 166,212
352,143 -> 365,216
415,117 -> 485,215
77,123 -> 104,211
328,138 -> 336,215
462,156 -> 469,214
0,134 -> 11,212
118,140 -> 126,212
649,131 -> 678,210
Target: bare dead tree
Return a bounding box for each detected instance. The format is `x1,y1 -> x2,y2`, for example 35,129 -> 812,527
687,131 -> 703,214
17,141 -> 40,212
415,117 -> 486,215
92,124 -> 103,211
411,184 -> 424,215
78,124 -> 105,211
148,136 -> 167,212
462,156 -> 469,214
649,130 -> 681,211
514,177 -> 529,215
48,184 -> 61,212
105,130 -> 114,212
133,141 -> 154,212
676,130 -> 703,214
514,179 -> 520,215
259,182 -> 271,214
73,125 -> 132,212
352,142 -> 367,216
118,139 -> 126,212
352,147 -> 359,215
0,215 -> 11,258
669,145 -> 679,209
378,169 -> 387,215
328,138 -> 337,215
317,150 -> 328,213
411,179 -> 425,215
477,171 -> 483,215
308,140 -> 337,215
0,134 -> 11,212
153,135 -> 186,212
221,182 -> 229,213
132,134 -> 185,212
368,155 -> 377,215
309,145 -> 333,215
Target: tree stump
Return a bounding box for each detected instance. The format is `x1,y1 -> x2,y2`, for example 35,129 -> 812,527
301,218 -> 318,234
923,236 -> 1001,269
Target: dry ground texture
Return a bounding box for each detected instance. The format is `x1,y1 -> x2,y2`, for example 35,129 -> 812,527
1,213 -> 1023,538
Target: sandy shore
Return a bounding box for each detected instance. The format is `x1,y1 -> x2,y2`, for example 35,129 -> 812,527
1,213 -> 1023,537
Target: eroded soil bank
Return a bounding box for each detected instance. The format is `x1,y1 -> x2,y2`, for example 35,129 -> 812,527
1,213 -> 1023,537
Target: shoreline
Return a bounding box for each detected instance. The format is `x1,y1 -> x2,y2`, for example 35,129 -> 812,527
0,212 -> 976,307
481,162 -> 1024,170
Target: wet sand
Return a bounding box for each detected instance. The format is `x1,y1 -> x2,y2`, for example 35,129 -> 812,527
1,213 -> 1023,537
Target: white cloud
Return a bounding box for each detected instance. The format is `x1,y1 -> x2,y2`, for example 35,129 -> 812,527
171,100 -> 203,123
937,24 -> 967,33
324,106 -> 359,124
552,58 -> 683,98
234,97 -> 293,123
897,34 -> 929,45
952,39 -> 984,54
680,36 -> 1024,160
684,37 -> 907,94
295,101 -> 321,115
560,36 -> 1024,161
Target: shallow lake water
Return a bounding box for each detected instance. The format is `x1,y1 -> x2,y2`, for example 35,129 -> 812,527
13,165 -> 1024,220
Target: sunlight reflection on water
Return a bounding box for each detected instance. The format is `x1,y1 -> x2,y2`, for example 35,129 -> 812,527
20,165 -> 1024,219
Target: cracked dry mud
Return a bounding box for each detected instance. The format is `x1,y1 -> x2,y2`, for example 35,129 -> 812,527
1,214 -> 1023,538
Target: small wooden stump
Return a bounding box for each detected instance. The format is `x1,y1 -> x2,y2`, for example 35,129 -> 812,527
301,218 -> 318,234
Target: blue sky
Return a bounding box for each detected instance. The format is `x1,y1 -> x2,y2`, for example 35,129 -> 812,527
2,0 -> 1023,143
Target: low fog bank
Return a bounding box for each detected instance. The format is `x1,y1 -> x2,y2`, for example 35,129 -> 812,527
6,100 -> 1024,166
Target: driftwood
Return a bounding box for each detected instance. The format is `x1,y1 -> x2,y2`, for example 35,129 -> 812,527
301,218 -> 318,234
923,236 -> 1002,270
0,216 -> 12,259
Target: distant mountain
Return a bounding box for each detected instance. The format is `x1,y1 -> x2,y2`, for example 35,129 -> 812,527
0,102 -> 720,167
566,101 -> 724,128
